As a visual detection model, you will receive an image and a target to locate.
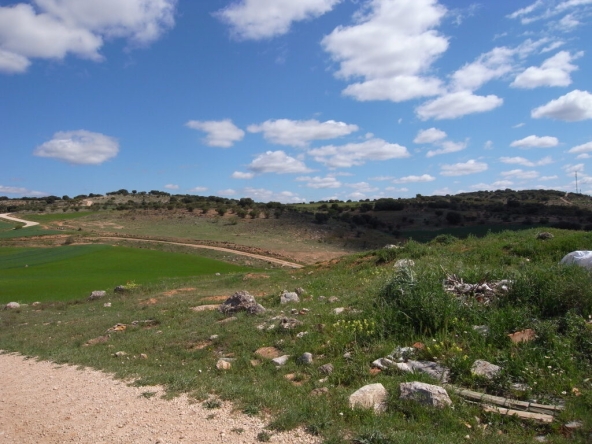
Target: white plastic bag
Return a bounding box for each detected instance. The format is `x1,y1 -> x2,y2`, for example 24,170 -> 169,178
559,251 -> 592,270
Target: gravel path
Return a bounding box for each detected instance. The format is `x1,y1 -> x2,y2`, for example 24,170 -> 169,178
0,214 -> 39,228
0,353 -> 320,444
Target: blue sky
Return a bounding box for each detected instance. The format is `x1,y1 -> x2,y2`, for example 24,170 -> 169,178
1,0 -> 591,203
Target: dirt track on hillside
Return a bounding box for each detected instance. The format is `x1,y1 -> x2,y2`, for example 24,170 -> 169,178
0,353 -> 320,444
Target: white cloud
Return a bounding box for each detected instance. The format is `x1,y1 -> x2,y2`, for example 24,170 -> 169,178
247,119 -> 358,147
484,140 -> 494,150
215,0 -> 341,40
247,150 -> 312,174
185,119 -> 245,148
414,127 -> 446,144
392,174 -> 435,184
308,138 -> 410,168
321,0 -> 448,102
513,123 -> 525,128
243,187 -> 306,203
188,186 -> 208,193
531,90 -> 592,121
416,91 -> 503,120
34,130 -> 119,165
568,141 -> 592,154
440,159 -> 488,176
426,140 -> 467,157
500,156 -> 553,167
508,0 -> 592,25
576,153 -> 591,159
0,185 -> 47,196
218,188 -> 236,196
0,1 -> 176,74
232,171 -> 255,179
539,175 -> 558,181
501,169 -> 540,179
512,51 -> 582,88
164,184 -> 179,190
563,163 -> 585,173
451,46 -> 516,91
296,176 -> 342,189
346,182 -> 379,193
510,135 -> 559,148
508,0 -> 545,20
470,180 -> 514,190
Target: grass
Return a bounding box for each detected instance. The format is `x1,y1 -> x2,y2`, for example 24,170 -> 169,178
0,225 -> 64,239
0,245 -> 257,303
1,227 -> 591,443
22,212 -> 94,222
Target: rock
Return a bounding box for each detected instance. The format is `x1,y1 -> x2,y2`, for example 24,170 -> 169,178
106,323 -> 126,333
295,287 -> 306,296
384,244 -> 400,249
536,232 -> 554,240
255,347 -> 282,359
114,285 -> 127,293
471,360 -> 501,380
318,363 -> 334,375
389,346 -> 416,362
209,335 -> 219,340
564,421 -> 583,430
279,317 -> 302,330
272,355 -> 290,366
103,302 -> 112,308
83,335 -> 110,346
88,290 -> 106,301
216,359 -> 231,370
392,360 -> 450,383
280,291 -> 300,304
349,383 -> 388,413
4,302 -> 20,310
333,307 -> 345,315
114,351 -> 127,358
191,305 -> 219,312
298,353 -> 313,365
394,259 -> 415,269
31,302 -> 41,307
217,316 -> 237,324
372,358 -> 395,370
327,296 -> 339,303
296,331 -> 309,338
472,325 -> 490,336
311,387 -> 329,396
343,352 -> 352,359
139,353 -> 148,359
399,381 -> 452,408
218,291 -> 266,315
508,328 -> 536,344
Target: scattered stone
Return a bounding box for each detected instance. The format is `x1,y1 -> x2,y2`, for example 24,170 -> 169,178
299,308 -> 310,315
296,331 -> 309,338
280,291 -> 300,304
508,329 -> 536,344
390,346 -> 416,362
333,307 -> 345,315
114,351 -> 127,358
114,285 -> 127,293
103,302 -> 112,308
215,273 -> 221,276
471,360 -> 501,380
255,347 -> 282,359
564,421 -> 583,430
83,335 -> 110,346
139,353 -> 148,359
216,316 -> 237,324
473,325 -> 490,336
279,317 -> 302,330
536,232 -> 554,240
443,275 -> 511,305
272,355 -> 290,366
534,436 -> 548,443
190,305 -> 219,312
4,302 -> 20,310
106,323 -> 127,333
209,335 -> 219,340
31,302 -> 41,307
399,381 -> 452,408
392,360 -> 450,383
394,259 -> 415,269
218,291 -> 266,315
372,358 -> 395,370
349,383 -> 388,413
284,373 -> 308,386
369,368 -> 382,376
298,353 -> 313,365
327,296 -> 339,303
412,342 -> 425,350
295,287 -> 306,296
510,383 -> 529,393
250,360 -> 260,367
311,387 -> 329,396
318,363 -> 334,375
384,244 -> 400,249
88,291 -> 106,301
216,359 -> 231,370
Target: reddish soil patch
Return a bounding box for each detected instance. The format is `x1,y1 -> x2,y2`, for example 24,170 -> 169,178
201,295 -> 229,302
162,287 -> 196,297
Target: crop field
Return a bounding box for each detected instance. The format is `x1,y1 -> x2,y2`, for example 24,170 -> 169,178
0,245 -> 255,304
23,212 -> 93,222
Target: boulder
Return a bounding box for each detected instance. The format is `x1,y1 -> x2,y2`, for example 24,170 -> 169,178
349,383 -> 388,413
471,360 -> 501,380
280,291 -> 300,304
298,352 -> 313,365
4,302 -> 20,310
399,381 -> 452,408
216,359 -> 231,370
272,355 -> 290,366
88,290 -> 106,301
218,290 -> 266,315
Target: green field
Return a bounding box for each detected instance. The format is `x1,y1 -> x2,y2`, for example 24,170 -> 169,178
0,245 -> 255,303
22,212 -> 94,222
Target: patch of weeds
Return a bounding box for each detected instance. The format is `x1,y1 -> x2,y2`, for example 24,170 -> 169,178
140,391 -> 157,399
206,413 -> 216,420
242,404 -> 260,416
231,427 -> 244,434
203,398 -> 222,409
257,431 -> 271,442
353,431 -> 394,444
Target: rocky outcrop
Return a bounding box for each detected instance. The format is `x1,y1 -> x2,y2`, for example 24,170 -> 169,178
399,382 -> 452,408
349,383 -> 388,413
218,291 -> 266,315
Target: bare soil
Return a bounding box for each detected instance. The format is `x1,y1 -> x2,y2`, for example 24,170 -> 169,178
0,353 -> 320,444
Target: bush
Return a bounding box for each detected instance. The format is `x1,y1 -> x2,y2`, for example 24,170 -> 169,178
446,211 -> 462,225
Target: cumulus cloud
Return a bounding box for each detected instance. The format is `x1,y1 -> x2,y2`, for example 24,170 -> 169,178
568,141 -> 592,154
188,186 -> 208,193
242,187 -> 306,203
414,127 -> 447,144
451,46 -> 517,91
308,138 -> 410,168
510,135 -> 559,148
563,163 -> 585,173
218,189 -> 236,196
247,119 -> 358,147
531,90 -> 592,121
539,175 -> 558,181
0,0 -> 176,74
232,171 -> 255,179
440,159 -> 488,176
416,91 -> 503,120
346,182 -> 379,193
33,130 -> 119,165
215,0 -> 341,40
164,184 -> 179,190
296,176 -> 342,189
500,156 -> 553,167
426,140 -> 467,158
0,185 -> 47,196
247,150 -> 312,174
470,180 -> 514,190
321,0 -> 448,102
501,169 -> 540,179
185,119 -> 245,148
392,174 -> 435,184
512,51 -> 582,88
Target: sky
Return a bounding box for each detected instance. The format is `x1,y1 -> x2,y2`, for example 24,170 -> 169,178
1,0 -> 592,203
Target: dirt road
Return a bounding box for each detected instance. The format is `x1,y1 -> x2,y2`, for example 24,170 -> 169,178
0,353 -> 319,444
0,214 -> 39,228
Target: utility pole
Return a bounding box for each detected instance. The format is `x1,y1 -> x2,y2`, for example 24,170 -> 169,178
575,172 -> 579,194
